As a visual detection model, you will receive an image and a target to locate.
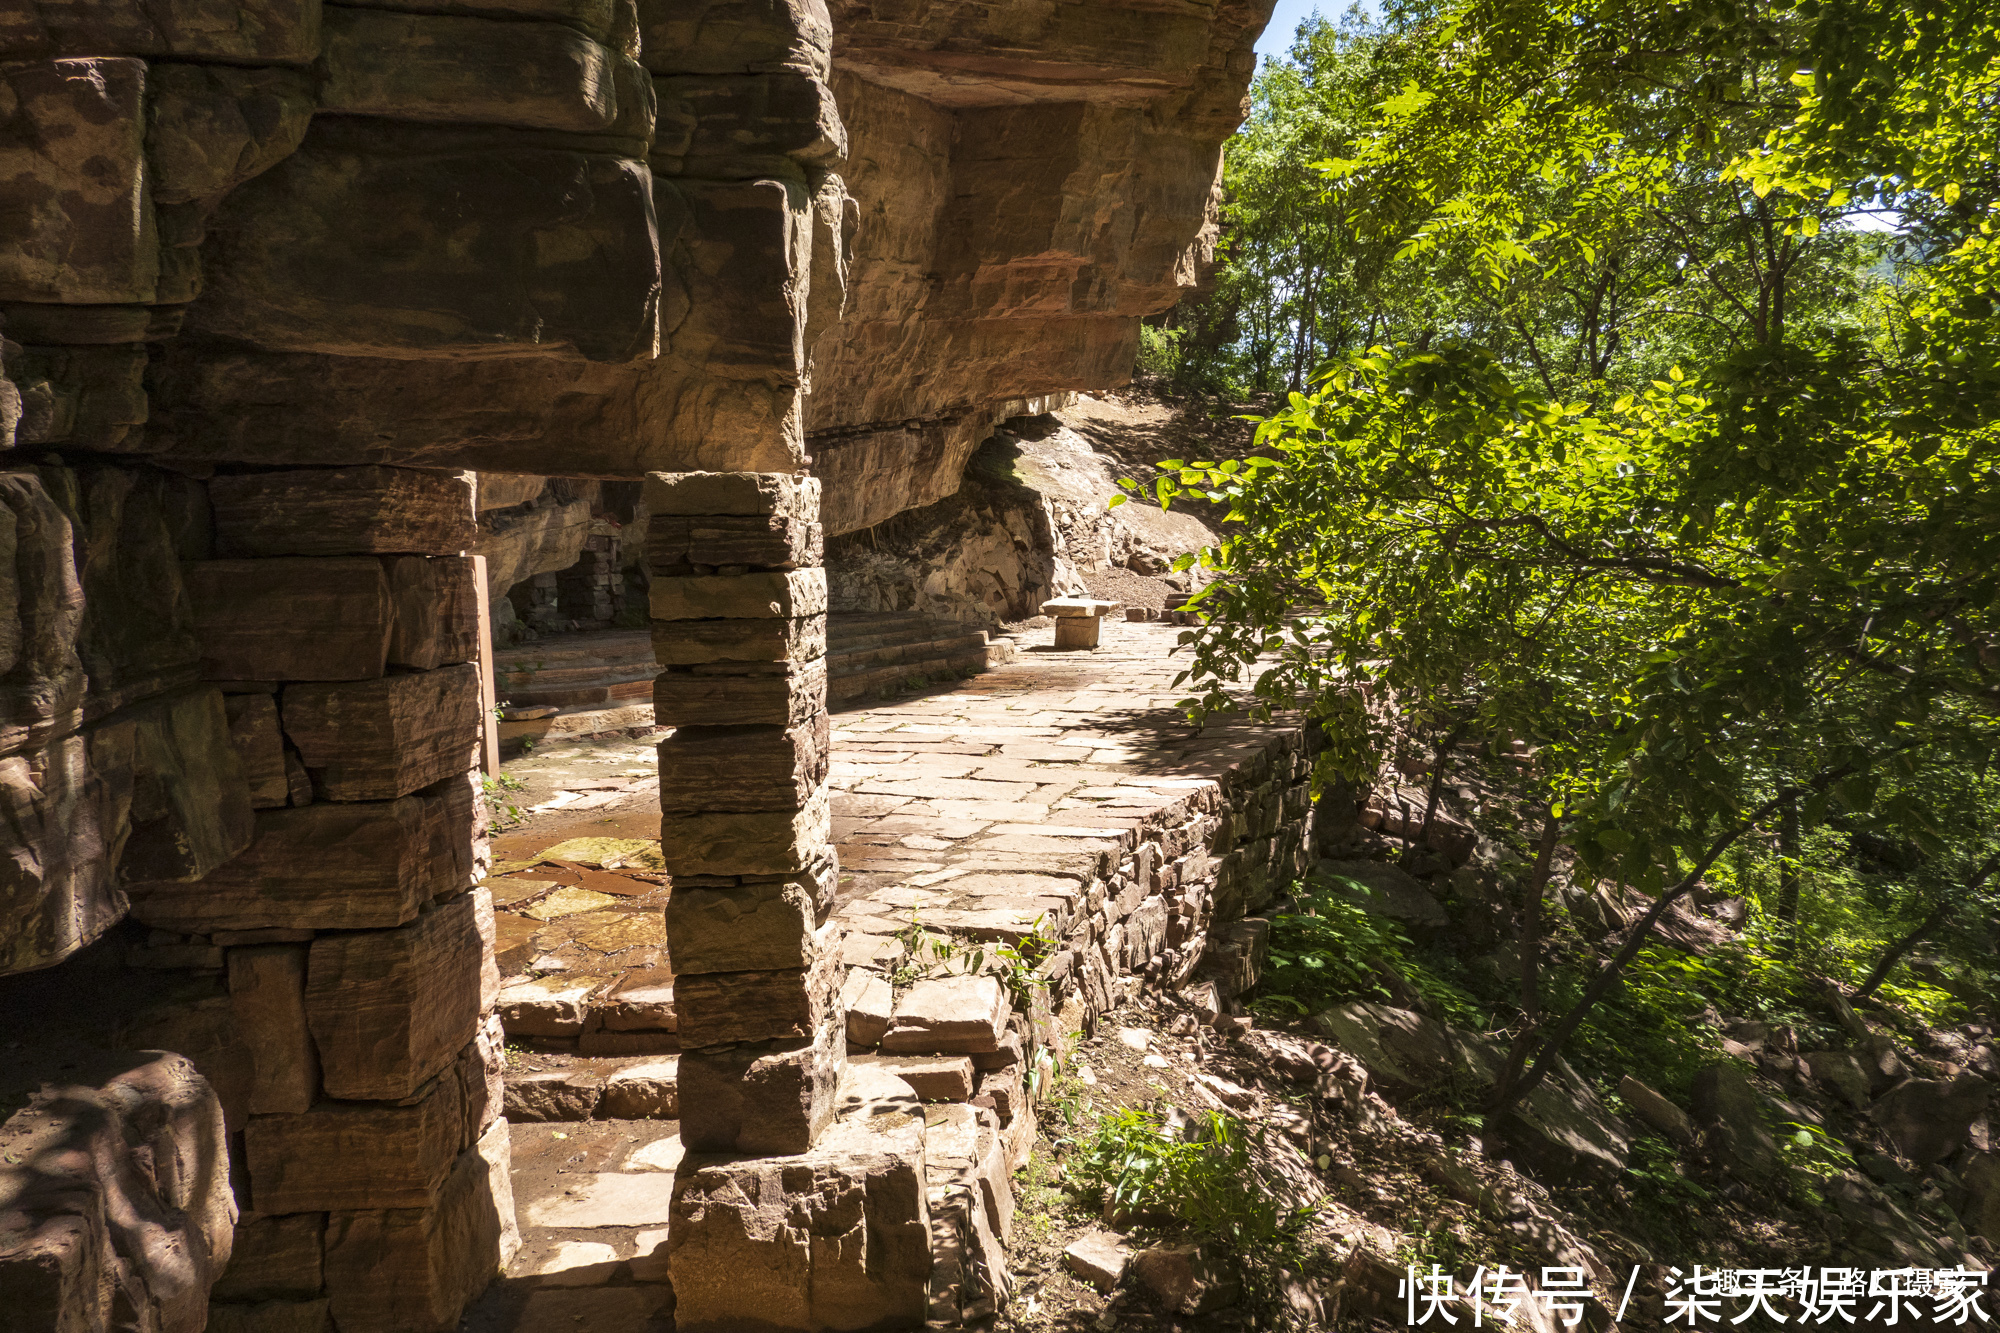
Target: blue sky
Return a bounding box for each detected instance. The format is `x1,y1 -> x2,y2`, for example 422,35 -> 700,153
1256,0 -> 1338,64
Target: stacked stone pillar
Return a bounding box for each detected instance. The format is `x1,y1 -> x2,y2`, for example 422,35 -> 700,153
644,470 -> 843,1154
122,466 -> 516,1333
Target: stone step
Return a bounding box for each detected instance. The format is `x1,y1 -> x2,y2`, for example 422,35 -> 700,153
503,1056 -> 682,1123
827,630 -> 990,674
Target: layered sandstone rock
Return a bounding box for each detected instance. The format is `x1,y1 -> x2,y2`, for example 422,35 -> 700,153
0,1050 -> 235,1333
806,0 -> 1273,532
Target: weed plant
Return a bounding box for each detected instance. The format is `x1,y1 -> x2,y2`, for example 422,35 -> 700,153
1066,1106 -> 1317,1250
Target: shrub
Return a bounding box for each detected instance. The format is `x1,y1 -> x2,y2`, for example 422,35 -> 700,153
1256,881 -> 1485,1028
1066,1107 -> 1315,1249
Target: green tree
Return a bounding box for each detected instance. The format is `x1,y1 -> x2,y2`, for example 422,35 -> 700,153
1134,0 -> 2000,1127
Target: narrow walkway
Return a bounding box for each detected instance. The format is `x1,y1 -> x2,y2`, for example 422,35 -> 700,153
470,618 -> 1306,1329
826,619 -> 1296,961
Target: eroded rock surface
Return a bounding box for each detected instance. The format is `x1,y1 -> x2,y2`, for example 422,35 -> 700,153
0,1050 -> 235,1333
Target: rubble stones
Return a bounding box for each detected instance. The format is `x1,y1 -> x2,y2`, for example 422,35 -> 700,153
503,1070 -> 603,1123
495,974 -> 599,1037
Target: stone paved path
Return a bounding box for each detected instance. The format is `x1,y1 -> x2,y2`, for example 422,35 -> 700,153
824,619 -> 1299,968
475,617 -> 1307,1324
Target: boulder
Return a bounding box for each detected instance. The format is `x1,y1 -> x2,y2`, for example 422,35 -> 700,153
1062,1230 -> 1130,1293
1960,1151 -> 2000,1246
1690,1064 -> 1781,1181
0,1050 -> 236,1333
1310,1002 -> 1467,1098
1617,1074 -> 1695,1145
1872,1075 -> 1991,1164
0,731 -> 130,975
1128,1244 -> 1241,1316
1314,858 -> 1448,930
1802,1049 -> 1874,1110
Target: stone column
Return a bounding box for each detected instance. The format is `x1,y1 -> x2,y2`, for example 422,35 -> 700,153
122,465 -> 517,1333
645,470 -> 843,1154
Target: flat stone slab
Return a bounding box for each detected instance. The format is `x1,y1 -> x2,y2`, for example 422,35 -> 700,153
601,1057 -> 679,1119
1040,598 -> 1120,618
881,975 -> 1008,1054
521,1171 -> 677,1229
850,1052 -> 975,1101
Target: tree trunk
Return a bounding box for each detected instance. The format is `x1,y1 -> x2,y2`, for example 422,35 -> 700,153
1490,789 -> 1798,1122
1483,810 -> 1562,1133
1404,721 -> 1466,869
1856,850 -> 2000,1000
1776,791 -> 1802,955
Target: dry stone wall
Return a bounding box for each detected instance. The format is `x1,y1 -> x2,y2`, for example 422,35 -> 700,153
0,458 -> 515,1333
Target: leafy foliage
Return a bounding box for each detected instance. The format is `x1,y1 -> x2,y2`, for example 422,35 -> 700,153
1066,1107 -> 1317,1248
1259,881 -> 1485,1027
1137,0 -> 2000,1108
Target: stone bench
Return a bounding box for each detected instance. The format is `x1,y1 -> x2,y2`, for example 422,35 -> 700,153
1040,597 -> 1121,649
